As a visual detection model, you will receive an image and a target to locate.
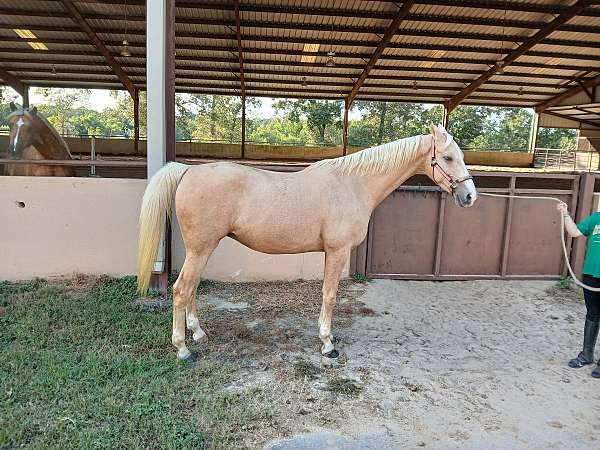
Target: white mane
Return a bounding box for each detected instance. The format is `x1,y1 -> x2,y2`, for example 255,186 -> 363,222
311,134 -> 429,176
8,107 -> 72,157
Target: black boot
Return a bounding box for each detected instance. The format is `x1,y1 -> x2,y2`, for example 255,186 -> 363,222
568,319 -> 599,368
592,363 -> 600,378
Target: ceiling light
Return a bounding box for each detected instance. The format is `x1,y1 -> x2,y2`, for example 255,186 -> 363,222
13,29 -> 48,50
326,51 -> 336,67
518,86 -> 523,96
412,80 -> 419,90
495,60 -> 504,74
420,50 -> 446,68
51,65 -> 57,76
301,77 -> 307,87
14,29 -> 36,39
120,39 -> 131,57
300,43 -> 320,63
28,42 -> 49,51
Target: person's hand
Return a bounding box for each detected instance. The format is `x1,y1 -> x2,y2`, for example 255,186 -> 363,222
557,201 -> 569,215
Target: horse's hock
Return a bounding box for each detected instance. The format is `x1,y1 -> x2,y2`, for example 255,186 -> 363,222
0,170 -> 598,282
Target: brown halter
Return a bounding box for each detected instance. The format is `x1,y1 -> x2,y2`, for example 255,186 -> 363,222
430,136 -> 473,191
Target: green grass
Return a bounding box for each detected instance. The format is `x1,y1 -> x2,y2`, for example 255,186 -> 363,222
351,273 -> 371,284
558,276 -> 572,289
0,277 -> 271,449
324,378 -> 362,396
292,360 -> 321,381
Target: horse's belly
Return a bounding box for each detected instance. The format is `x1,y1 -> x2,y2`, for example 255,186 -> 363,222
230,220 -> 323,254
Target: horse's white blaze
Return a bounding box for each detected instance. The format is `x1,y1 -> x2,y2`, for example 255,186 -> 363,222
12,117 -> 24,153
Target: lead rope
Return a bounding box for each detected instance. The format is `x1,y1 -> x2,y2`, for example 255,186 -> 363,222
478,192 -> 600,292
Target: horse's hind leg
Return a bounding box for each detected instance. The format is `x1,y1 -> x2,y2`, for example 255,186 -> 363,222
319,247 -> 350,358
172,245 -> 215,361
186,296 -> 206,343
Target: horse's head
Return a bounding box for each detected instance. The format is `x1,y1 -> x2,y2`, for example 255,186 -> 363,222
425,124 -> 477,208
7,102 -> 38,157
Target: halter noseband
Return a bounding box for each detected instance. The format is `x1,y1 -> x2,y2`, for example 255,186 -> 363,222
430,136 -> 473,191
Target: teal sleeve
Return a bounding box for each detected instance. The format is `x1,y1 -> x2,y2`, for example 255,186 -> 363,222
577,214 -> 598,236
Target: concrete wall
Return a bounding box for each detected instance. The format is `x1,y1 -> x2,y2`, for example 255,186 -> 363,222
0,135 -> 533,167
0,176 -> 334,281
463,150 -> 533,167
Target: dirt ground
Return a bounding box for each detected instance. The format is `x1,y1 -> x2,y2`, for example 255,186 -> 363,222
185,278 -> 600,449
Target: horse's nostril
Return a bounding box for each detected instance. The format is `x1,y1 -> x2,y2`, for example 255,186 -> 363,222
466,194 -> 472,203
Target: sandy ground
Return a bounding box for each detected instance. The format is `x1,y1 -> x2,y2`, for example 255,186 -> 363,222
188,279 -> 600,449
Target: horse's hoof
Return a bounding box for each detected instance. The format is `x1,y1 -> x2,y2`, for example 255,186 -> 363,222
179,351 -> 197,366
324,349 -> 339,359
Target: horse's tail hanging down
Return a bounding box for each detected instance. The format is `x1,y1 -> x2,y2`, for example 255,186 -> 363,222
137,162 -> 189,294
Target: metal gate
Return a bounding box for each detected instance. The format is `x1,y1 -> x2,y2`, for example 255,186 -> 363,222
352,172 -> 582,280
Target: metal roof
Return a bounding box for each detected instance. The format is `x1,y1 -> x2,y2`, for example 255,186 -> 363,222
1,0 -> 600,110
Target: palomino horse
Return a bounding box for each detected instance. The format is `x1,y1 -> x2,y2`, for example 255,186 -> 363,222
4,103 -> 74,176
137,125 -> 477,362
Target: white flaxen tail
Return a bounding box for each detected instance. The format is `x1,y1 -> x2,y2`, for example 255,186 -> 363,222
137,162 -> 189,294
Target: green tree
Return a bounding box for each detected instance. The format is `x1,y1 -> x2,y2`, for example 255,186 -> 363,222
100,90 -> 147,138
538,127 -> 577,150
35,87 -> 92,135
273,99 -> 342,144
247,117 -> 311,145
447,106 -> 491,149
469,108 -> 532,151
349,101 -> 443,147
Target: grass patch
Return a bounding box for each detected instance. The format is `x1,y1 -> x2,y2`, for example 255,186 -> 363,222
0,276 -> 271,449
324,378 -> 362,396
558,276 -> 572,290
351,273 -> 371,284
292,360 -> 321,381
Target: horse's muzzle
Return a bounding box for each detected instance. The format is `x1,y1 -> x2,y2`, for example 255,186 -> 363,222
454,179 -> 477,208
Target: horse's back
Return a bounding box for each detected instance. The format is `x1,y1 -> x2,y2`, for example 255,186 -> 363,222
174,161 -> 355,253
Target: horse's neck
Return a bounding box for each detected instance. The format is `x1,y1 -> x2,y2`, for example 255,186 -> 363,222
351,135 -> 431,210
32,120 -> 70,159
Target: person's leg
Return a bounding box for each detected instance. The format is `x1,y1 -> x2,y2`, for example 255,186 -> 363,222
569,274 -> 600,368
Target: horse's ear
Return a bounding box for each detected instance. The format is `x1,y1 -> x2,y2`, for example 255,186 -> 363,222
9,102 -> 16,112
29,106 -> 38,116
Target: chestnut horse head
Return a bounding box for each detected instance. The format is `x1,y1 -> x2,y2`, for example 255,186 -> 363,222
6,102 -> 73,176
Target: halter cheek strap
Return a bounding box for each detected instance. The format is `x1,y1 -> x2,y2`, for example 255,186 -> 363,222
430,136 -> 473,191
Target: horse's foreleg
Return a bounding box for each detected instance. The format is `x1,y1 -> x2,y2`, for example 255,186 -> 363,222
172,249 -> 212,361
319,247 -> 350,358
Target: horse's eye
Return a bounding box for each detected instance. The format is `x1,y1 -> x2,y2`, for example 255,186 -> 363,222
443,155 -> 453,162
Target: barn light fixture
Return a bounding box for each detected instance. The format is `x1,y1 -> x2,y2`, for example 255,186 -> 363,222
412,80 -> 419,90
120,40 -> 132,57
326,51 -> 336,67
120,0 -> 131,57
495,4 -> 507,75
51,65 -> 57,76
518,86 -> 523,96
301,77 -> 307,87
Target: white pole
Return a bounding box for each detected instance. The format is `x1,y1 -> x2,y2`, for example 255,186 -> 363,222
146,0 -> 167,273
90,135 -> 96,176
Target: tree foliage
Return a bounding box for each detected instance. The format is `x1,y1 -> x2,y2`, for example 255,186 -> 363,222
0,88 -> 579,152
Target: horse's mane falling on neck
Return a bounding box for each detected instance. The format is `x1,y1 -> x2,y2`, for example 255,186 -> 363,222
8,107 -> 72,159
311,134 -> 429,176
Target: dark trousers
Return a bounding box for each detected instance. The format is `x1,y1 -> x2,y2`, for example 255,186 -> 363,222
582,274 -> 600,322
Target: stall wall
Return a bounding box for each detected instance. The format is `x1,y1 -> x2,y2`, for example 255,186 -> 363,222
0,177 -> 336,281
